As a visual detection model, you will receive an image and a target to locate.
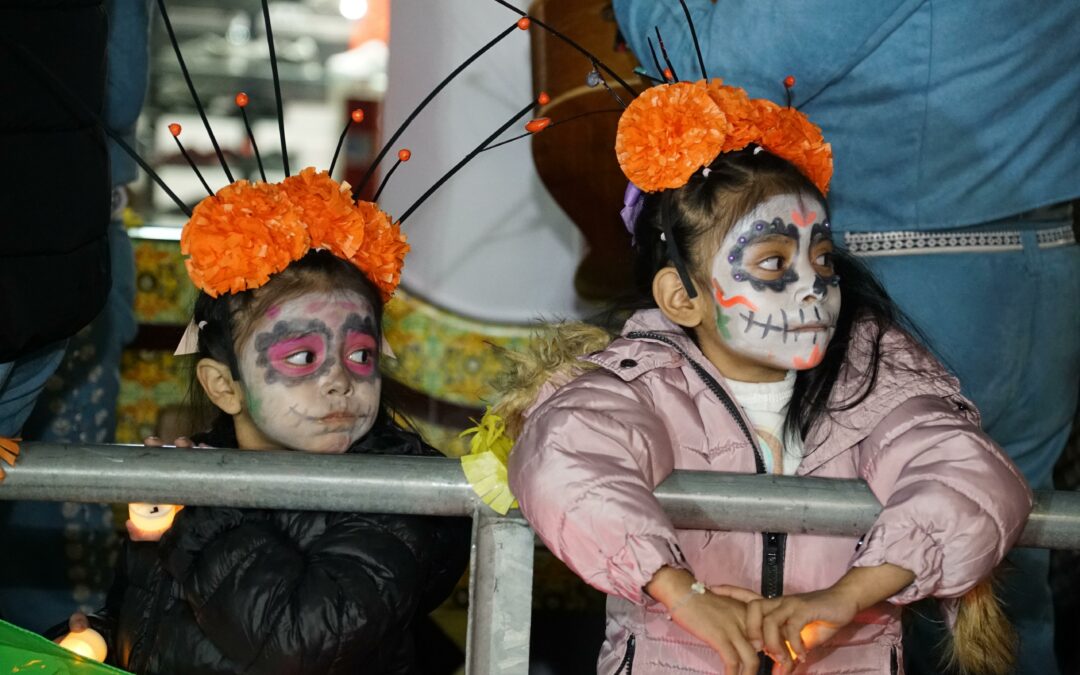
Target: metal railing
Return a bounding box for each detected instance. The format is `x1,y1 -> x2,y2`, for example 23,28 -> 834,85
3,442 -> 1079,674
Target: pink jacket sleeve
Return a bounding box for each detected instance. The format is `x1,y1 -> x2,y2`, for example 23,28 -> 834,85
508,374 -> 683,604
851,395 -> 1033,603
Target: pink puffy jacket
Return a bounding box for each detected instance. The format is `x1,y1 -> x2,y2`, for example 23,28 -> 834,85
508,310 -> 1031,674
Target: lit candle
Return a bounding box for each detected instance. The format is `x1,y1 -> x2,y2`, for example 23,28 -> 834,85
58,627 -> 107,661
128,503 -> 179,535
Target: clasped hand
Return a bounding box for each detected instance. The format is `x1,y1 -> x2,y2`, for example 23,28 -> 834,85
651,563 -> 912,673
648,566 -> 862,674
679,584 -> 855,674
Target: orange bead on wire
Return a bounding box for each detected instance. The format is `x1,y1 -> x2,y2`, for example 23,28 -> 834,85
373,148 -> 411,202
517,17 -> 531,30
783,75 -> 796,107
329,109 -> 365,175
235,92 -> 267,181
167,122 -> 213,196
525,117 -> 552,134
537,91 -> 551,106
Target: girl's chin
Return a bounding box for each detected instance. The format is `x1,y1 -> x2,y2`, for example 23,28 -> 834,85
297,436 -> 358,454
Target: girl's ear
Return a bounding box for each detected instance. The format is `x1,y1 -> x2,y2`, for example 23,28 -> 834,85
653,266 -> 707,328
196,358 -> 244,416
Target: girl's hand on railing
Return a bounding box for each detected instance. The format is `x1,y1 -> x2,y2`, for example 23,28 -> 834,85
144,435 -> 194,448
125,436 -> 194,541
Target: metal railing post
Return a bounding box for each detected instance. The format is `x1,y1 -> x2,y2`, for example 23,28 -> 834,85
465,508 -> 534,675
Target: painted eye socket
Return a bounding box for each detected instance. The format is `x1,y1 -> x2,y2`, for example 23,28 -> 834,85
814,252 -> 834,267
265,333 -> 327,378
284,350 -> 317,366
348,349 -> 371,365
343,331 -> 377,377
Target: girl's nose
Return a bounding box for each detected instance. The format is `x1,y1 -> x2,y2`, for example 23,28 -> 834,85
321,361 -> 353,397
793,259 -> 824,306
800,283 -> 826,305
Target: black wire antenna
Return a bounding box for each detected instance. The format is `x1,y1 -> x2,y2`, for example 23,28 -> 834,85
351,18 -> 530,200
155,0 -> 234,184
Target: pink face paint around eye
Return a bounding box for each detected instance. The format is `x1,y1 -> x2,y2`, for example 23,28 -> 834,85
265,334 -> 327,378
343,331 -> 377,377
266,305 -> 281,319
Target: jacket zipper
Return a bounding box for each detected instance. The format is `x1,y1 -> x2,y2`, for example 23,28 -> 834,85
626,331 -> 788,675
613,634 -> 635,675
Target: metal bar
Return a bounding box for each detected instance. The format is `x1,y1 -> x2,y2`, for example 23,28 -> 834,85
2,443 -> 1078,550
0,443 -> 478,515
654,472 -> 1080,550
466,509 -> 534,675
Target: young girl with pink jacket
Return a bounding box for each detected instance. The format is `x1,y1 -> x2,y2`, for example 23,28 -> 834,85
502,80 -> 1032,674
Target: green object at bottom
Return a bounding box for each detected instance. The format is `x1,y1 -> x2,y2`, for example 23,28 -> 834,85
0,620 -> 129,674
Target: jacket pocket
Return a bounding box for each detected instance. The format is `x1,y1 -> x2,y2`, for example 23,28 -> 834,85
614,635 -> 636,675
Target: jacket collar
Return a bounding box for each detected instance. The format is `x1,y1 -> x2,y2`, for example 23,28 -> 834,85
580,310 -> 966,476
578,309 -> 688,380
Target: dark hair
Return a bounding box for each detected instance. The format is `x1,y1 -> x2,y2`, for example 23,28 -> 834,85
630,147 -> 928,441
187,249 -> 397,443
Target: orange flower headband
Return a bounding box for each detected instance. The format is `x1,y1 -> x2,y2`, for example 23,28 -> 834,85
180,167 -> 409,302
615,78 -> 832,195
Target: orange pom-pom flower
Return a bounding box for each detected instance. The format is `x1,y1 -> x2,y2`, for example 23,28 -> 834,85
615,82 -> 729,192
754,102 -> 833,194
181,181 -> 310,297
348,200 -> 410,302
615,79 -> 833,195
181,166 -> 410,301
282,168 -> 410,300
282,168 -> 367,259
704,80 -> 761,153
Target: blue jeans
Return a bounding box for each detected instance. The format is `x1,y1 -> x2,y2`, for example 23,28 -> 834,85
0,220 -> 135,632
0,343 -> 67,438
855,208 -> 1079,674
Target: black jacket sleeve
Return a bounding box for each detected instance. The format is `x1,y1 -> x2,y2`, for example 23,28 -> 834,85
156,506 -> 439,672
349,420 -> 472,615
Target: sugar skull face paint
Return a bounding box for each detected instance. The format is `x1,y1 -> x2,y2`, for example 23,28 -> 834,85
709,193 -> 840,371
237,289 -> 381,453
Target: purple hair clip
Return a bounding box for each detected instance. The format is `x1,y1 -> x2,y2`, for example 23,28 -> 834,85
620,182 -> 644,243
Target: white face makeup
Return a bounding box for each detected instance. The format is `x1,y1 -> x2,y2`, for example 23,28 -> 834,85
708,193 -> 840,372
237,289 -> 381,454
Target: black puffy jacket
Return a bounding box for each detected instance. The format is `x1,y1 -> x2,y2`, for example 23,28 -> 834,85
0,0 -> 111,361
94,421 -> 470,674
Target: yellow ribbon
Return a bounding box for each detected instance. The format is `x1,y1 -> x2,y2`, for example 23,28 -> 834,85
459,410 -> 519,515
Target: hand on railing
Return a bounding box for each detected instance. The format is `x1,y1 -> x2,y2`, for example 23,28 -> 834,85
124,436 -> 197,541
